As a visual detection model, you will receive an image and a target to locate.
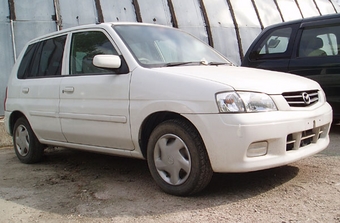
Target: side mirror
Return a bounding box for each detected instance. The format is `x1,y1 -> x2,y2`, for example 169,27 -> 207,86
93,55 -> 121,69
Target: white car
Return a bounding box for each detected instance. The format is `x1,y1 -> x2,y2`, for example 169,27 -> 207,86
4,23 -> 332,196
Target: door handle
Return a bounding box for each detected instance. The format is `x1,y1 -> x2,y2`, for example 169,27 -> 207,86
22,87 -> 29,94
62,87 -> 74,93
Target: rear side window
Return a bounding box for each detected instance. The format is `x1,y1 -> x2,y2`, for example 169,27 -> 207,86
249,27 -> 292,60
70,31 -> 118,75
298,25 -> 340,57
17,35 -> 67,79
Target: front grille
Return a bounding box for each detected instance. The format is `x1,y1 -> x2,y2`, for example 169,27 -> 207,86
286,125 -> 327,151
282,90 -> 319,107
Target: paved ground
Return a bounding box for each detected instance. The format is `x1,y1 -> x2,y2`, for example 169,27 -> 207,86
0,123 -> 339,222
0,117 -> 12,147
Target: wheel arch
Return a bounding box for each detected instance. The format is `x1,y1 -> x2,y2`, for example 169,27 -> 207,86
138,111 -> 203,159
7,111 -> 27,136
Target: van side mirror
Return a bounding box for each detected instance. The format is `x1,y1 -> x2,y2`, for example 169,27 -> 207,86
93,55 -> 121,69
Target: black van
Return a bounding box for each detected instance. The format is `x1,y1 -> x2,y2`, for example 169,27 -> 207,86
242,13 -> 340,121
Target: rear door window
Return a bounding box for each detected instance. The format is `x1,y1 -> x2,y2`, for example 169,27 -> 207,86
17,35 -> 67,79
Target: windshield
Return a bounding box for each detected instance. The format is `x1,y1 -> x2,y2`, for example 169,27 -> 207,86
113,24 -> 231,67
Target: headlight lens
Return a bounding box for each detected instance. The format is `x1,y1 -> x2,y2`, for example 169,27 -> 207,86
216,92 -> 277,113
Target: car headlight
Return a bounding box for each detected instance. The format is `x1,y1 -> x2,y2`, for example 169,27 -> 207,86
216,92 -> 277,113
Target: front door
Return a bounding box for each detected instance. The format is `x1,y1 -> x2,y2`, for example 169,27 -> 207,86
59,30 -> 133,150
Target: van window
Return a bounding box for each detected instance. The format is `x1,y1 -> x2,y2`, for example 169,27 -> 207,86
17,35 -> 67,79
298,25 -> 340,57
70,31 -> 118,75
249,27 -> 292,60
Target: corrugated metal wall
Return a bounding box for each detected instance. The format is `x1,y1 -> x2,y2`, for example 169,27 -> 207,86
0,0 -> 339,115
1,0 -> 14,117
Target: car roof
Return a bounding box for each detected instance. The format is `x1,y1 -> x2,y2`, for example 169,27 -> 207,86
27,22 -> 170,44
264,13 -> 340,30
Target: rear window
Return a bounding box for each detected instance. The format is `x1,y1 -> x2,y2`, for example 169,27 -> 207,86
17,35 -> 67,79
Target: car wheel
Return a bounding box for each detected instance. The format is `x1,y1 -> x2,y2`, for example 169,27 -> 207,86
147,119 -> 213,196
13,117 -> 44,164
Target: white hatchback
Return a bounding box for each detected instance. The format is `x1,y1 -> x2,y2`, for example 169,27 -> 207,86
4,23 -> 332,196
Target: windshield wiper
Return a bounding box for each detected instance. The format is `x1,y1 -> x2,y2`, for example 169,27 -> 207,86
165,61 -> 202,67
165,61 -> 231,67
208,62 -> 231,66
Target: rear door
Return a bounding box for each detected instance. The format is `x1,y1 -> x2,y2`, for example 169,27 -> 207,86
16,35 -> 67,142
288,21 -> 340,118
59,29 -> 134,150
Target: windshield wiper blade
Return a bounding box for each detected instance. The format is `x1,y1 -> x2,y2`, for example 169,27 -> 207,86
165,61 -> 201,67
208,62 -> 230,66
164,61 -> 231,67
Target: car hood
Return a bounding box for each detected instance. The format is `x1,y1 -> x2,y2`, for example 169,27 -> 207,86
153,65 -> 321,94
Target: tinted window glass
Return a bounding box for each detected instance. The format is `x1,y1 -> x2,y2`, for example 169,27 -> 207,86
70,31 -> 118,75
17,44 -> 36,79
17,35 -> 67,79
250,27 -> 292,60
298,25 -> 340,57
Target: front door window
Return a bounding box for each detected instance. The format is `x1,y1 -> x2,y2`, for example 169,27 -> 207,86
70,31 -> 119,75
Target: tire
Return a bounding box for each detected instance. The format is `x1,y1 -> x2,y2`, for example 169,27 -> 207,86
13,117 -> 44,164
147,119 -> 213,196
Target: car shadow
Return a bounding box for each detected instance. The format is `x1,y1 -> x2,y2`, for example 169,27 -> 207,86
202,165 -> 298,198
0,147 -> 299,219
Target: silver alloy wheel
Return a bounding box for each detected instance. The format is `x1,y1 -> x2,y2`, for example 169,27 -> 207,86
15,124 -> 30,157
153,134 -> 191,185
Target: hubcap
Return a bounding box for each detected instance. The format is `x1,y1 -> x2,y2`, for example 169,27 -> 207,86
15,124 -> 30,157
154,134 -> 191,185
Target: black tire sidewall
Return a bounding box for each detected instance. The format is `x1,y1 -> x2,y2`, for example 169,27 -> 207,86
13,117 -> 44,164
147,120 -> 211,196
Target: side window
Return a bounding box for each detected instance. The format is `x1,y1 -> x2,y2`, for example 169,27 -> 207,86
18,35 -> 67,79
250,27 -> 292,60
298,25 -> 339,57
70,31 -> 118,75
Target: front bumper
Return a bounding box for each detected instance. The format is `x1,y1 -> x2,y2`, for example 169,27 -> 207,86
185,103 -> 332,173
